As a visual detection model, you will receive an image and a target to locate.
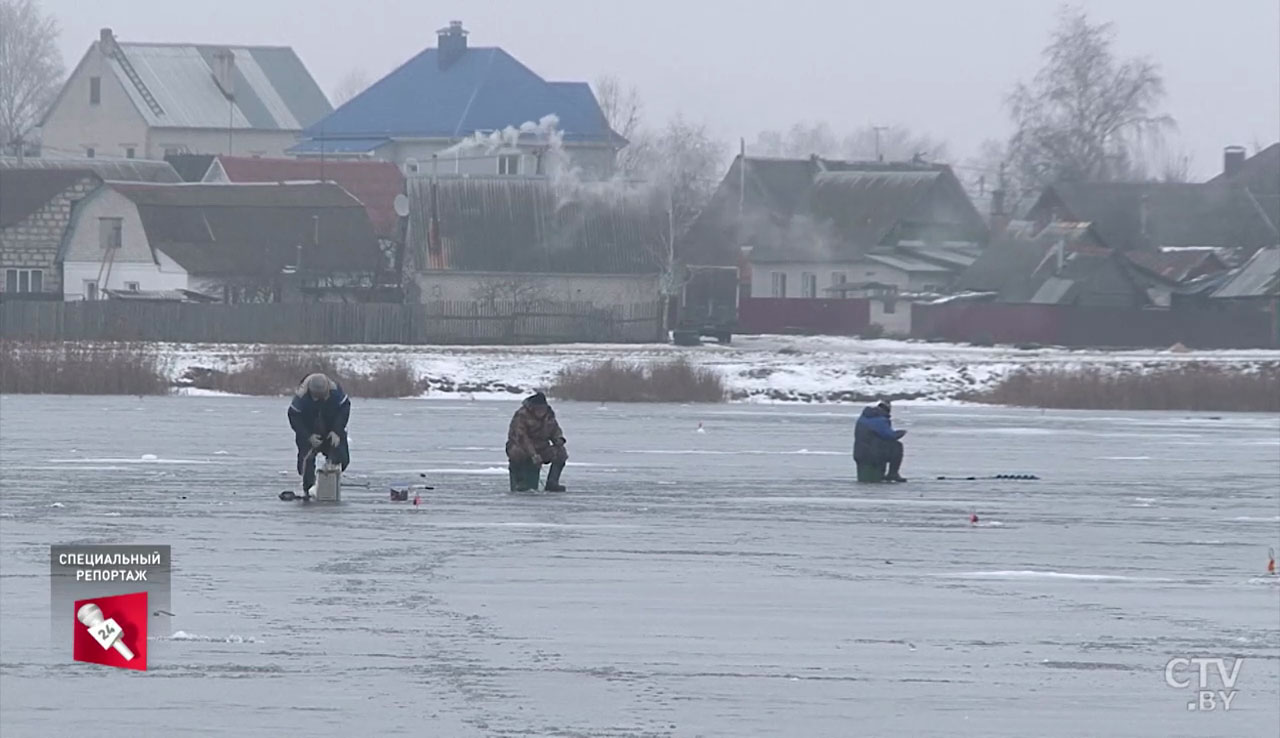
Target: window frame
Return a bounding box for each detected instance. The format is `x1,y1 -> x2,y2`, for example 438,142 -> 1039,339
498,154 -> 520,176
99,217 -> 123,250
90,76 -> 101,105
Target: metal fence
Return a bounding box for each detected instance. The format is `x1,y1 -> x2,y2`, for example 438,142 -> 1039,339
0,300 -> 664,345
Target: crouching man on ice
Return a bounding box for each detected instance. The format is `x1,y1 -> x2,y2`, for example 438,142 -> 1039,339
506,392 -> 567,492
854,399 -> 907,482
288,373 -> 351,497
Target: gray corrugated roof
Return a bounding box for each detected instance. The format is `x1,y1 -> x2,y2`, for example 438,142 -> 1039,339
0,155 -> 181,182
1212,247 -> 1280,299
406,176 -> 666,274
106,42 -> 331,131
1029,277 -> 1077,304
863,253 -> 953,273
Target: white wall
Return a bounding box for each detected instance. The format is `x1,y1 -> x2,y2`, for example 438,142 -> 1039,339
747,260 -> 955,297
749,261 -> 912,298
413,271 -> 658,305
869,298 -> 912,337
41,45 -> 149,159
340,139 -> 614,179
149,128 -> 302,158
61,187 -> 188,299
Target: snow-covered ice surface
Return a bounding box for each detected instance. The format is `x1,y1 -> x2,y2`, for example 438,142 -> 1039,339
156,335 -> 1280,402
1,396 -> 1278,737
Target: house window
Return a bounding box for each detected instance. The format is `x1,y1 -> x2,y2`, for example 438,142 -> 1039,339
84,280 -> 98,301
498,154 -> 520,175
801,272 -> 817,299
5,269 -> 43,293
125,147 -> 135,159
771,272 -> 787,298
883,298 -> 897,314
86,147 -> 95,158
164,147 -> 182,157
831,271 -> 847,299
90,76 -> 101,105
99,217 -> 123,249
125,281 -> 140,292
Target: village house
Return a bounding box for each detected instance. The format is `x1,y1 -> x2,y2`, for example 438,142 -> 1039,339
684,155 -> 988,335
0,169 -> 102,299
290,21 -> 623,178
1025,145 -> 1280,257
1209,247 -> 1280,342
200,156 -> 405,239
59,182 -> 384,303
39,28 -> 331,161
404,175 -> 666,310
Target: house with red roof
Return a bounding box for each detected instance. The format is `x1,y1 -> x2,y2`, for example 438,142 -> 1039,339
201,156 -> 405,239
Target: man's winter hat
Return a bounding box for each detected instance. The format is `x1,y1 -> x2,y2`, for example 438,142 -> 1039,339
305,373 -> 332,399
877,398 -> 892,411
525,391 -> 548,406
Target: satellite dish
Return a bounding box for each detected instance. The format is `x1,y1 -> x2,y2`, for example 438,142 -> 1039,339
393,194 -> 410,218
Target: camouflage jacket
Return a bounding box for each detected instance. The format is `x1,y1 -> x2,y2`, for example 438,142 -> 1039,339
507,404 -> 565,459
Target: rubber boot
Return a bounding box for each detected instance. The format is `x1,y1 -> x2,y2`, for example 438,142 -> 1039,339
544,462 -> 566,492
510,462 -> 535,492
885,459 -> 907,483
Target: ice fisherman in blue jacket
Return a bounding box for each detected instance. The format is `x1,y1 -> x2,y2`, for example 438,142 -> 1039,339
287,373 -> 351,496
853,399 -> 908,482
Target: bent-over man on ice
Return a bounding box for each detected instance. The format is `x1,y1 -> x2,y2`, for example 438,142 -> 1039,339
854,399 -> 907,482
506,392 -> 567,492
288,372 -> 351,497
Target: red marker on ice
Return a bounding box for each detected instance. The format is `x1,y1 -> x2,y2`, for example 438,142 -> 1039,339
1268,548 -> 1276,576
413,494 -> 421,507
970,513 -> 979,525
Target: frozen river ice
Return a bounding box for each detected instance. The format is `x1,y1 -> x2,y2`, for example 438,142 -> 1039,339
1,396 -> 1278,737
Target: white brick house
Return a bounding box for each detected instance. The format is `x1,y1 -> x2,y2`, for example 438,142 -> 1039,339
0,169 -> 102,297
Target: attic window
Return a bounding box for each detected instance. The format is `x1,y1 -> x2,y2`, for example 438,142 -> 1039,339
90,77 -> 101,105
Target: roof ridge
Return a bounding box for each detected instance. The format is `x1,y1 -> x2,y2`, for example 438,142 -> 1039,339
119,41 -> 297,51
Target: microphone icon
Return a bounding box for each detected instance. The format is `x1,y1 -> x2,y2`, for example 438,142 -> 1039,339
76,602 -> 135,661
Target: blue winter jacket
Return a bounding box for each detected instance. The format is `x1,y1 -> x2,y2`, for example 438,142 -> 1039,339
287,378 -> 350,446
853,405 -> 905,461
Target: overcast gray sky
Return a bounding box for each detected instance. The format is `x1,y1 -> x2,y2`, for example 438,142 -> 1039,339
44,0 -> 1280,179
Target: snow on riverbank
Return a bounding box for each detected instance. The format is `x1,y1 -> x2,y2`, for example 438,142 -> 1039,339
155,335 -> 1280,404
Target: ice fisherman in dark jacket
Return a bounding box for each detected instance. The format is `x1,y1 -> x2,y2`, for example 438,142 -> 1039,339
853,399 -> 908,482
287,373 -> 351,495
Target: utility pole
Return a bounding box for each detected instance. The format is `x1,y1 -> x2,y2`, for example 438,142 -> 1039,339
738,138 -> 745,218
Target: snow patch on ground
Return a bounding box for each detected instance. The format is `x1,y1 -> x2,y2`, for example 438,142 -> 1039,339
147,335 -> 1280,404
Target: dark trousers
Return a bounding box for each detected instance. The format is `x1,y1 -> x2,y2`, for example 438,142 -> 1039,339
881,439 -> 904,475
297,434 -> 350,490
856,438 -> 904,475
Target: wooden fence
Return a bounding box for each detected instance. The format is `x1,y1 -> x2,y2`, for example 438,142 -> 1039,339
0,300 -> 664,345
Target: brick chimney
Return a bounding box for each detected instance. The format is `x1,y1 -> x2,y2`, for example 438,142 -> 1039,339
1223,145 -> 1247,178
99,28 -> 116,54
989,188 -> 1010,239
437,21 -> 468,70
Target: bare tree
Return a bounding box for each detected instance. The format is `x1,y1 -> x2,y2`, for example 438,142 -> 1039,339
751,121 -> 947,163
842,126 -> 948,163
595,74 -> 645,176
635,115 -> 727,242
330,68 -> 371,107
1006,5 -> 1173,188
0,0 -> 64,151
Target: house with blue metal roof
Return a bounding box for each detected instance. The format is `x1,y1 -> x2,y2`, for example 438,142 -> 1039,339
40,28 -> 331,161
291,22 -> 623,179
